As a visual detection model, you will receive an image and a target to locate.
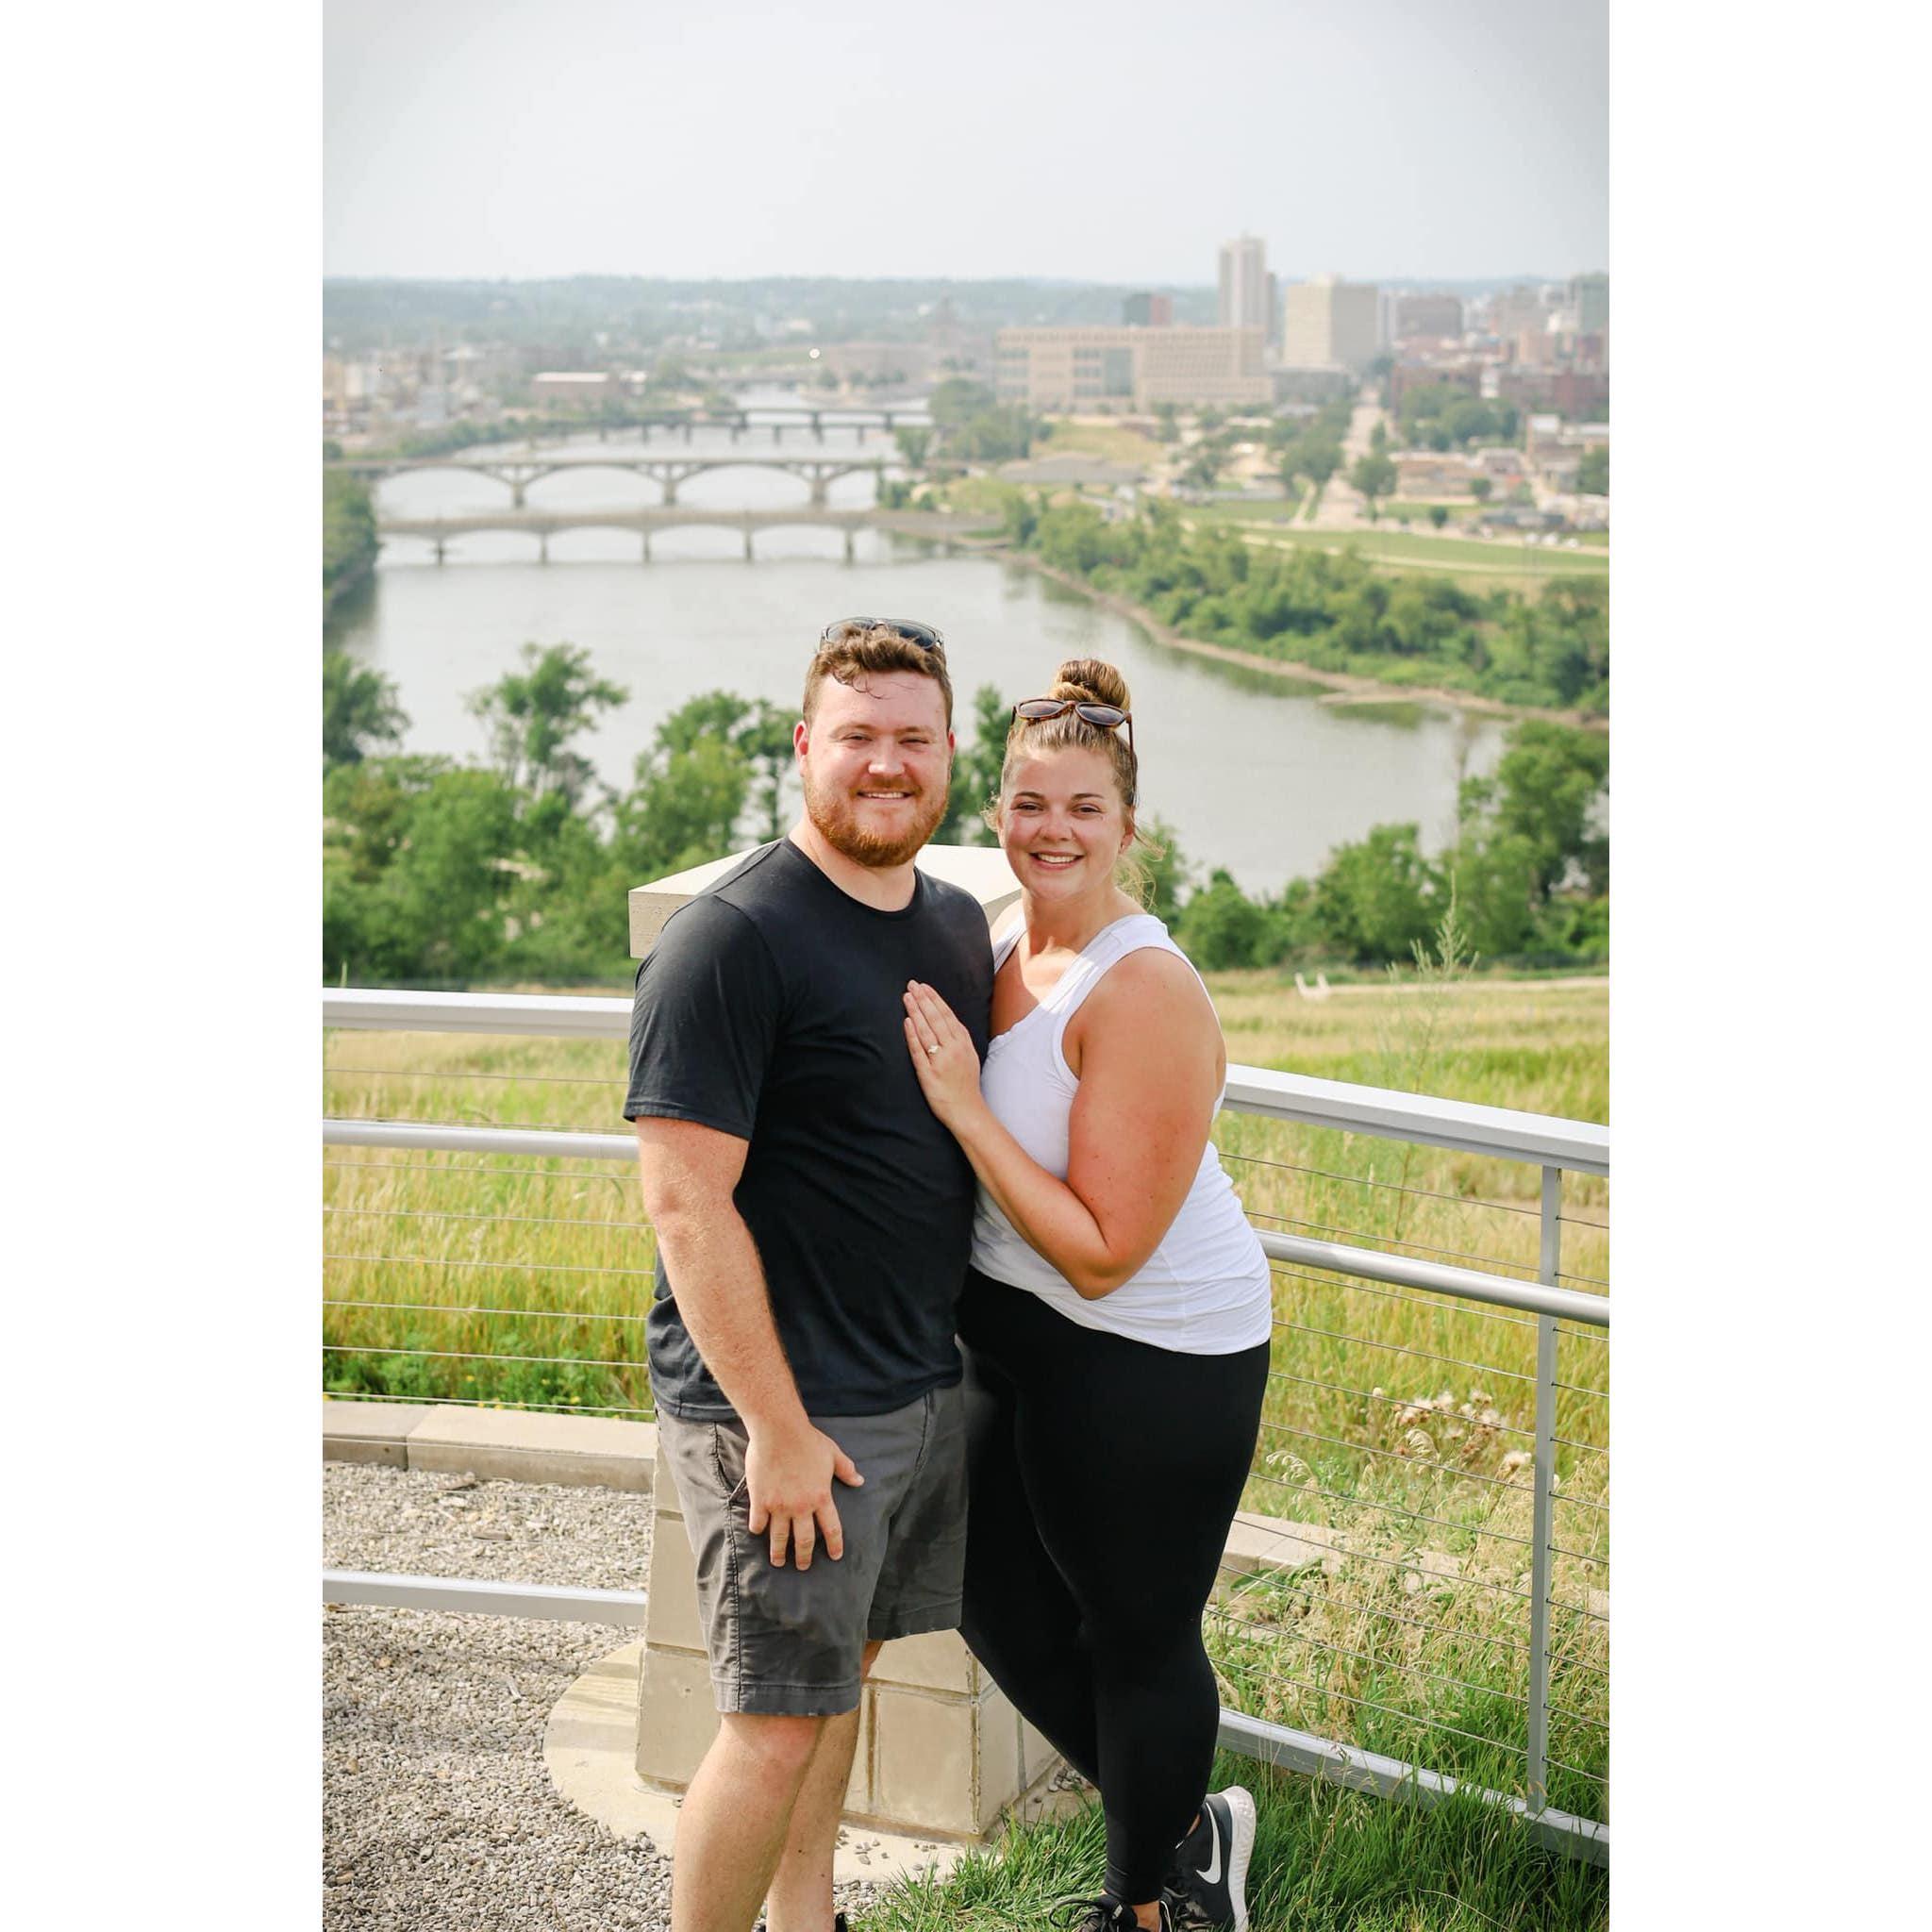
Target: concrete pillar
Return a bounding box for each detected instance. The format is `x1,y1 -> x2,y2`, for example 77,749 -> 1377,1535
683,422 -> 694,444
511,481 -> 526,508
811,411 -> 824,442
843,526 -> 856,563
809,472 -> 829,509
641,531 -> 652,563
634,1457 -> 1058,1840
433,538 -> 446,565
539,533 -> 549,564
742,526 -> 755,562
660,473 -> 679,507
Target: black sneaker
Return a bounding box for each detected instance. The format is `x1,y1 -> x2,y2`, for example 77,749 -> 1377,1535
755,1917 -> 846,1932
1165,1786 -> 1256,1931
1050,1898 -> 1174,1932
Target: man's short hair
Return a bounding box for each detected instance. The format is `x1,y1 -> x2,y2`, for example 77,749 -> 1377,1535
804,622 -> 954,727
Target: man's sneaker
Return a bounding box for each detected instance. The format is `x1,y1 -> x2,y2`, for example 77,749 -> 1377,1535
755,1918 -> 846,1932
1049,1899 -> 1174,1932
1165,1786 -> 1257,1931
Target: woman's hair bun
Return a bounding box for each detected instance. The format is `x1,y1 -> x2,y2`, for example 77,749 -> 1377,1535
1047,656 -> 1131,711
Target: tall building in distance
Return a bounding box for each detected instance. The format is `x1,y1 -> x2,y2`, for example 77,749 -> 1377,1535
1570,273 -> 1610,336
1218,235 -> 1270,334
1394,292 -> 1466,341
1122,291 -> 1174,327
1281,275 -> 1381,372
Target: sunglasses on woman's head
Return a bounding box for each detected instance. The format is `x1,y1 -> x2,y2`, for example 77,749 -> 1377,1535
1011,696 -> 1136,764
820,617 -> 946,656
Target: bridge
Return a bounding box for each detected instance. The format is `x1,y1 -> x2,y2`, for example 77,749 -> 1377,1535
334,453 -> 897,508
375,505 -> 1002,563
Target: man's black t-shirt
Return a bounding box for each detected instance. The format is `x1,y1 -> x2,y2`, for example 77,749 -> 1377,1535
624,839 -> 994,1421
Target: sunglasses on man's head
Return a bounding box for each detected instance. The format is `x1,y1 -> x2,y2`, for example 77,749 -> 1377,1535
820,617 -> 946,656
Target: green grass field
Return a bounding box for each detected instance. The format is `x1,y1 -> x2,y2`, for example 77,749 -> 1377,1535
1037,417 -> 1166,466
325,965 -> 1609,1878
1239,526 -> 1607,578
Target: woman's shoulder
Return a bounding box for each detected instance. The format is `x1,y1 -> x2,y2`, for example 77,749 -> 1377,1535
1084,928 -> 1216,1030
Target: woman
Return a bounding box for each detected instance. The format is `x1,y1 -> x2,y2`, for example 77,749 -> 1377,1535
901,658 -> 1274,1932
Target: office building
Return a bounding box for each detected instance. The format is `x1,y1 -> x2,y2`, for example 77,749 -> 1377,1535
1394,292 -> 1466,341
1280,275 -> 1381,373
1122,291 -> 1174,327
1570,273 -> 1610,336
994,326 -> 1270,409
1218,235 -> 1271,333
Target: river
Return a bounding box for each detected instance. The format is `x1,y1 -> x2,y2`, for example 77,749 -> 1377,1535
325,391 -> 1504,896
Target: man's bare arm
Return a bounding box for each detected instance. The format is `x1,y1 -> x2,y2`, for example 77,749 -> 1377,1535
632,1116 -> 861,1569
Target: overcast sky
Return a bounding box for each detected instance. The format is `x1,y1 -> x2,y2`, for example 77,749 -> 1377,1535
325,0 -> 1606,285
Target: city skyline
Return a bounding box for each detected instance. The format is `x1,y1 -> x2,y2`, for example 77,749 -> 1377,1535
325,0 -> 1607,285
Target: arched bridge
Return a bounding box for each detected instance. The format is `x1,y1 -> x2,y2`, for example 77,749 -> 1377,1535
375,504 -> 1002,563
333,453 -> 896,508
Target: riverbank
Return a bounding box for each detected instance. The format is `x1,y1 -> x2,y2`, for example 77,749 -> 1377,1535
1004,552 -> 1609,733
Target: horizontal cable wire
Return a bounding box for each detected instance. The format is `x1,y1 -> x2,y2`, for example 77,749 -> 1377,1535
1554,1380 -> 1610,1400
325,1297 -> 649,1325
1239,1474 -> 1535,1609
1211,1664 -> 1529,1763
325,1065 -> 623,1087
1269,1264 -> 1539,1334
1243,1470 -> 1607,1613
1215,1559 -> 1609,1688
1259,1211 -> 1543,1280
1557,1209 -> 1609,1231
1265,1367 -> 1537,1442
325,1159 -> 633,1184
325,1251 -> 656,1280
322,1342 -> 644,1374
1218,1149 -> 1544,1220
325,1204 -> 654,1234
1557,1270 -> 1610,1289
1245,1465 -> 1534,1552
324,1389 -> 652,1421
1270,1315 -> 1538,1388
1207,1607 -> 1533,1715
1255,1419 -> 1525,1496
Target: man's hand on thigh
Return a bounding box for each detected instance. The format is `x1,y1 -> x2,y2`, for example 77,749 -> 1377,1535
745,1418 -> 864,1569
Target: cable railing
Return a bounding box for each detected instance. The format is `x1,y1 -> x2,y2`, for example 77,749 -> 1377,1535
322,986 -> 1608,1863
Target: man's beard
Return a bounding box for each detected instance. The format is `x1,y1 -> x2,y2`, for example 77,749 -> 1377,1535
801,768 -> 950,869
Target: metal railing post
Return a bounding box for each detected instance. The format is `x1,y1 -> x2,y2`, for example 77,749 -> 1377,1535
1525,1165 -> 1562,1810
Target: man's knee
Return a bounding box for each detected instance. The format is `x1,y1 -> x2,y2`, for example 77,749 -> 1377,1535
718,1710 -> 829,1778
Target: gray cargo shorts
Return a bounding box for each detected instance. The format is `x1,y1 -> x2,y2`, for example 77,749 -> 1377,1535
655,1381 -> 967,1716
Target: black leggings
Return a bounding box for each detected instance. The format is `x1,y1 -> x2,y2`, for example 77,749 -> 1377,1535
958,1269 -> 1271,1903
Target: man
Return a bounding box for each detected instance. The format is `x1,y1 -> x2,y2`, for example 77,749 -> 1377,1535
625,619 -> 993,1932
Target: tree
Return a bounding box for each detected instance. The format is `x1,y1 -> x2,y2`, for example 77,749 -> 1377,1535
324,649 -> 408,768
1576,443 -> 1609,495
1310,824 -> 1444,962
1471,476 -> 1493,504
893,425 -> 933,470
1348,452 -> 1397,521
1300,438 -> 1341,487
466,643 -> 629,808
936,683 -> 1010,846
1174,868 -> 1272,970
1478,720 -> 1609,900
1429,505 -> 1450,529
1136,816 -> 1192,925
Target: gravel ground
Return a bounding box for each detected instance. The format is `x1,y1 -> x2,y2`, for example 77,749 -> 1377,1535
324,1463 -> 887,1930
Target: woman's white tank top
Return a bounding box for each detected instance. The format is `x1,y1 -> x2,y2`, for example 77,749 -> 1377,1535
969,911 -> 1274,1355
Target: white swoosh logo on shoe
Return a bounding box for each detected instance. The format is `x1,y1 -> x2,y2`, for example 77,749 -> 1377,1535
1201,1812 -> 1224,1887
